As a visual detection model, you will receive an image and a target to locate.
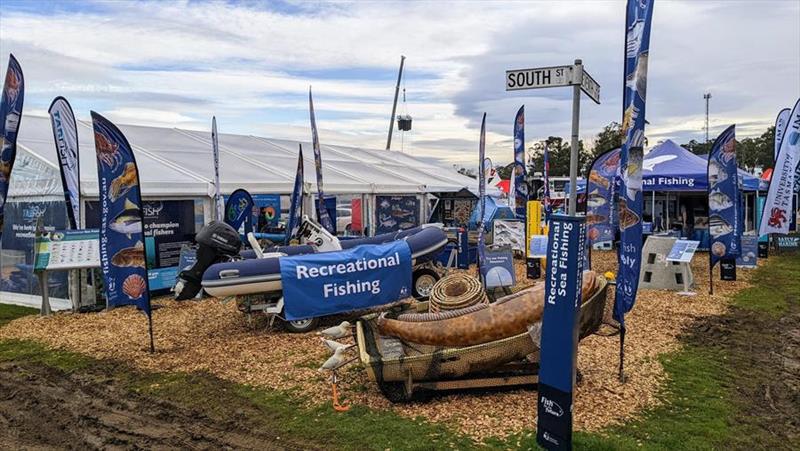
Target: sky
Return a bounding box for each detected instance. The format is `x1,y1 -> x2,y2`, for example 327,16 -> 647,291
1,0 -> 798,168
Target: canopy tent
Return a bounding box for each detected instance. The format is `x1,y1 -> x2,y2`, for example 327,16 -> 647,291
468,196 -> 516,229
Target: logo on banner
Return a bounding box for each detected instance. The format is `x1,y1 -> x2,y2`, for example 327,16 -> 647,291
541,397 -> 564,417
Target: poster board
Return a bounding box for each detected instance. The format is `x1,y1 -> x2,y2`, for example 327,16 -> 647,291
666,239 -> 700,263
480,247 -> 516,288
493,219 -> 525,253
735,235 -> 758,268
34,229 -> 100,271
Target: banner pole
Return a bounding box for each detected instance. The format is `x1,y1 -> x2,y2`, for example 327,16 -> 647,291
709,259 -> 714,295
148,313 -> 155,353
618,325 -> 626,382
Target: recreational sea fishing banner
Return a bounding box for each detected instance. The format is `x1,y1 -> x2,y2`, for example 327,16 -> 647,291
225,188 -> 254,235
211,116 -> 224,222
708,125 -> 741,268
586,147 -> 620,244
775,108 -> 791,161
308,89 -> 335,233
615,0 -> 653,328
49,97 -> 81,229
536,214 -> 586,450
543,141 -> 552,220
760,98 -> 800,236
477,113 -> 487,270
0,54 -> 24,238
513,105 -> 527,218
91,111 -> 151,317
285,144 -> 305,244
279,240 -> 412,320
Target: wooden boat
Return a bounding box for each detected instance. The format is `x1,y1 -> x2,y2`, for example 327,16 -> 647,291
356,276 -> 608,402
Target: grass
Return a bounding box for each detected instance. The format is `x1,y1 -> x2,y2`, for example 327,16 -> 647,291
0,255 -> 797,450
0,303 -> 37,327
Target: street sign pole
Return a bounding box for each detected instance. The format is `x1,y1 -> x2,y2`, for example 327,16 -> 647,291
568,59 -> 583,216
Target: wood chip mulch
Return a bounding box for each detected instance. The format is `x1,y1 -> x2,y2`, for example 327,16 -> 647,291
0,251 -> 755,442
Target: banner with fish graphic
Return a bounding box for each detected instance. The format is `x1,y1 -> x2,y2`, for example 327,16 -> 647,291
513,106 -> 527,218
211,116 -> 224,222
0,54 -> 24,238
759,98 -> 800,236
308,89 -> 335,233
775,108 -> 791,162
91,112 -> 151,317
542,142 -> 552,221
586,147 -> 621,244
707,125 -> 741,267
225,188 -> 254,235
49,97 -> 81,229
285,144 -> 305,245
477,113 -> 487,271
614,0 -> 653,327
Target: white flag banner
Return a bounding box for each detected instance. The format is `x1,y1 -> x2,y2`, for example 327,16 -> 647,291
48,97 -> 80,229
759,98 -> 800,236
775,108 -> 791,161
211,116 -> 224,221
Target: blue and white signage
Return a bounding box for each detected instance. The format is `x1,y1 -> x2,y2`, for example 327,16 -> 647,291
280,240 -> 412,320
666,239 -> 699,263
735,235 -> 758,268
480,247 -> 516,289
537,215 -> 586,450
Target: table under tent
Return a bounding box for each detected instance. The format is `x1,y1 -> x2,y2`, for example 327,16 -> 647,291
1,115 -> 479,311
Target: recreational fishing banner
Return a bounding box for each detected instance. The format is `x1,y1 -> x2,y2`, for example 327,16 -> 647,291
211,116 -> 224,222
477,113 -> 487,269
614,0 -> 653,327
225,188 -> 254,234
91,111 -> 151,315
309,89 -> 335,233
759,98 -> 800,236
513,105 -> 527,218
49,97 -> 81,229
285,144 -> 304,244
279,240 -> 412,320
543,141 -> 552,220
536,214 -> 586,451
586,147 -> 620,244
775,108 -> 790,161
708,125 -> 741,267
0,54 -> 24,237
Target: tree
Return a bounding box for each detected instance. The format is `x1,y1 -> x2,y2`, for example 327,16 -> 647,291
454,165 -> 477,179
680,126 -> 774,171
528,136 -> 591,177
592,121 -> 622,159
682,139 -> 714,156
495,163 -> 514,180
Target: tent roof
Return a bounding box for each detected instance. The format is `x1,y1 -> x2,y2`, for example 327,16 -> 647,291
10,115 -> 482,198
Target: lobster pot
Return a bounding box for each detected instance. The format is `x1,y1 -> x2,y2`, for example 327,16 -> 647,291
397,115 -> 412,131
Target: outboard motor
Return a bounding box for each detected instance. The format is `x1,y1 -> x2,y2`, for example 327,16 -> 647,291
174,221 -> 242,300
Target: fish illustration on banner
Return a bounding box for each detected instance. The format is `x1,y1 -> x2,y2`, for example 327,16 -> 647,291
225,188 -> 254,235
0,54 -> 24,237
543,141 -> 552,220
586,148 -> 620,244
707,125 -> 741,271
760,98 -> 800,236
285,144 -> 305,245
91,111 -> 154,350
775,108 -> 791,162
308,88 -> 335,233
513,106 -> 527,218
48,97 -> 80,229
615,0 -> 653,333
477,114 -> 487,272
212,117 -> 224,222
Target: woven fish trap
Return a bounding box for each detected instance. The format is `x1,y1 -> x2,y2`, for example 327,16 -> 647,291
428,273 -> 487,313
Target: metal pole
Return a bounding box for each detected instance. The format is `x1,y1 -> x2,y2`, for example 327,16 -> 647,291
568,59 -> 582,216
704,93 -> 711,143
386,55 -> 406,150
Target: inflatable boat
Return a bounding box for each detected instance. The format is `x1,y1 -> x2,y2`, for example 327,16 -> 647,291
174,217 -> 449,302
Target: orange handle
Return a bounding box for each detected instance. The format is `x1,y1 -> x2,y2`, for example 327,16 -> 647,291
332,382 -> 351,412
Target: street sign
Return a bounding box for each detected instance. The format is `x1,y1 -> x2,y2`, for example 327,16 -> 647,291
506,65 -> 575,91
580,70 -> 600,104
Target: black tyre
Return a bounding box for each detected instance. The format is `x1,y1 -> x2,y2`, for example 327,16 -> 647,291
282,316 -> 320,333
412,268 -> 440,300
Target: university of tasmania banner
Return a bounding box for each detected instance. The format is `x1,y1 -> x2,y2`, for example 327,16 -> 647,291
775,108 -> 791,161
49,97 -> 81,229
513,106 -> 527,218
615,0 -> 654,327
760,98 -> 800,236
308,88 -> 335,233
586,147 -> 620,244
91,111 -> 152,316
707,125 -> 741,267
285,144 -> 305,244
0,54 -> 24,237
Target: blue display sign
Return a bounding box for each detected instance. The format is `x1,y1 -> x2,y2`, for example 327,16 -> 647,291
480,247 -> 515,288
279,240 -> 412,320
537,215 -> 586,450
376,195 -> 419,234
708,125 -> 741,267
252,193 -> 281,231
735,235 -> 758,268
586,148 -> 620,244
224,188 -> 254,234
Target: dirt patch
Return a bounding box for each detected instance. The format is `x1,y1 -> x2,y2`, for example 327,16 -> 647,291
0,360 -> 308,450
0,251 -> 754,441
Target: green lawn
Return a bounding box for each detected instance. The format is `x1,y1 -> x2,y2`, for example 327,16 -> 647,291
0,254 -> 797,450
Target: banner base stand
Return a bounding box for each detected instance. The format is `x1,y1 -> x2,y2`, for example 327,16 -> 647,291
677,291 -> 697,297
